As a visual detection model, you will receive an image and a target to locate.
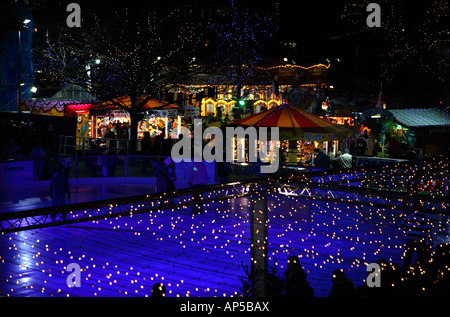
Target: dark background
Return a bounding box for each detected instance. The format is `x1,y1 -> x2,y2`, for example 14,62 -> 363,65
7,0 -> 450,108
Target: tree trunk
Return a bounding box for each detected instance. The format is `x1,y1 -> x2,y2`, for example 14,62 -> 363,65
129,109 -> 140,155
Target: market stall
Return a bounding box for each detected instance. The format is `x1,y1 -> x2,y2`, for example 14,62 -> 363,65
94,95 -> 181,139
377,107 -> 450,157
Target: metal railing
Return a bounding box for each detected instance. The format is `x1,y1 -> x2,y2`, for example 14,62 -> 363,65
59,135 -> 137,156
2,156 -> 448,233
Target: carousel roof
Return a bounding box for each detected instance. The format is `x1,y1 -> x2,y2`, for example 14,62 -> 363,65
233,103 -> 353,140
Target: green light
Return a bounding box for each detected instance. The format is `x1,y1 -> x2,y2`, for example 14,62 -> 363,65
238,100 -> 246,106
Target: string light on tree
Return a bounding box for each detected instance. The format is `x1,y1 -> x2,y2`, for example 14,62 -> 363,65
336,0 -> 449,83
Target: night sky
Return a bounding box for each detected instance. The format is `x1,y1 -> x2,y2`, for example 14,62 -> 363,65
24,0 -> 450,106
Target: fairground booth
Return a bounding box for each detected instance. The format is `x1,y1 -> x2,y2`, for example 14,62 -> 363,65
170,61 -> 331,126
232,103 -> 354,167
21,88 -> 184,155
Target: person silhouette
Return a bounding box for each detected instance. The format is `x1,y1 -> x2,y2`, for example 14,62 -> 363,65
49,163 -> 71,221
151,283 -> 166,297
328,269 -> 356,297
283,255 -> 314,297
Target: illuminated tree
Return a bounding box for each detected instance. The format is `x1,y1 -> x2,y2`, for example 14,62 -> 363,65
34,7 -> 203,153
338,0 -> 449,87
209,0 -> 278,114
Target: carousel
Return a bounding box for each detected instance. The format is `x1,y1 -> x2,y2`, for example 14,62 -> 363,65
232,103 -> 354,166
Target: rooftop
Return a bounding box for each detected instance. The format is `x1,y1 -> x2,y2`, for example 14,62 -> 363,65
389,107 -> 450,127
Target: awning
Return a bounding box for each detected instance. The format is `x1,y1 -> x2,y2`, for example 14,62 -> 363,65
96,95 -> 176,109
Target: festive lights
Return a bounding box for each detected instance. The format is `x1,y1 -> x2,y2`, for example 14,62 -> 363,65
210,0 -> 278,101
337,0 -> 449,83
33,6 -> 204,151
1,157 -> 448,297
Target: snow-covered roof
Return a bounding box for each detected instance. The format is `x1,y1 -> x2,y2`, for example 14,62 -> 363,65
389,107 -> 450,127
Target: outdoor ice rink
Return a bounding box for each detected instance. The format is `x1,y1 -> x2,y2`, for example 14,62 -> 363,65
2,190 -> 449,297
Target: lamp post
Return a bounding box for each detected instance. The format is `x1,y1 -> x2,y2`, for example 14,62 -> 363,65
17,17 -> 31,113
86,58 -> 101,92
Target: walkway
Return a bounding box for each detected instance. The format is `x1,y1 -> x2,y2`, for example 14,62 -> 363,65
0,177 -> 190,213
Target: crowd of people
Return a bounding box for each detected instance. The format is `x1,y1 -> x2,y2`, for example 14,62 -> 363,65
312,130 -> 423,170
0,119 -> 54,163
0,119 -> 60,180
150,239 -> 450,298
314,148 -> 353,169
271,235 -> 450,298
264,203 -> 450,298
140,131 -> 175,157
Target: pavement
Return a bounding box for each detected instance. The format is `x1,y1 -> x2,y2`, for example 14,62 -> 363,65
0,177 -> 191,213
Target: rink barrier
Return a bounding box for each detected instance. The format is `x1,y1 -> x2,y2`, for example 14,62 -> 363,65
1,155 -> 448,234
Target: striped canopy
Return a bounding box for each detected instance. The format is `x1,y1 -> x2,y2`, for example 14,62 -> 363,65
233,103 -> 353,141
